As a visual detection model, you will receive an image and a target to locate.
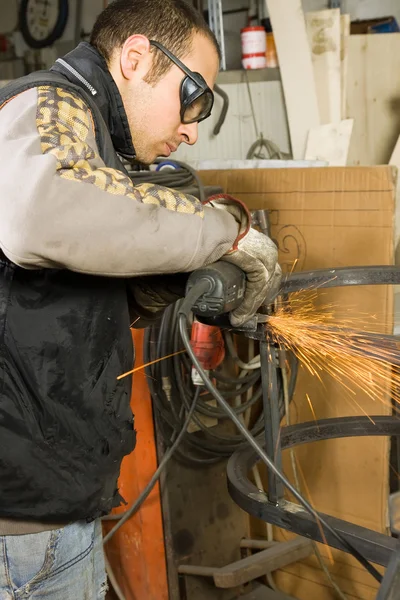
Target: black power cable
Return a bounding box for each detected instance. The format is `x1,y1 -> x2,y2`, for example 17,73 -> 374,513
176,285 -> 383,584
142,299 -> 297,466
124,158 -> 223,202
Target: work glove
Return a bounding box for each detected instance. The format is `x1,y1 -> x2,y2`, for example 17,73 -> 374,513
127,273 -> 189,328
206,194 -> 282,327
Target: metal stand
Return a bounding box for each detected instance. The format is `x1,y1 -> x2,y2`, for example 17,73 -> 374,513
227,265 -> 400,597
228,415 -> 400,567
260,340 -> 284,503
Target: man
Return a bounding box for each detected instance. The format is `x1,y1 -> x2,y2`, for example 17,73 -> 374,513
0,0 -> 280,598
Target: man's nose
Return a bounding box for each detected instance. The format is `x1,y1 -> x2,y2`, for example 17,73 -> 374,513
178,121 -> 199,146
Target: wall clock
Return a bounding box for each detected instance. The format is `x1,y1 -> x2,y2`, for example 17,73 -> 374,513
19,0 -> 69,49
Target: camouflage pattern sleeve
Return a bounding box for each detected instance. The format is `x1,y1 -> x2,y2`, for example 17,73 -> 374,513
0,87 -> 237,276
36,86 -> 204,217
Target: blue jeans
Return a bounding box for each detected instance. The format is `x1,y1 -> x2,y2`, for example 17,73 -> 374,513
0,520 -> 107,599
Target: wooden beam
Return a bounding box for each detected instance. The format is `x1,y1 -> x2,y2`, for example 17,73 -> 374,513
214,537 -> 313,588
389,137 -> 400,265
265,0 -> 320,159
305,8 -> 341,124
340,14 -> 351,120
347,33 -> 400,166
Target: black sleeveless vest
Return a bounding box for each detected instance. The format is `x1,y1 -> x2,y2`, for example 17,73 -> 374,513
0,43 -> 137,522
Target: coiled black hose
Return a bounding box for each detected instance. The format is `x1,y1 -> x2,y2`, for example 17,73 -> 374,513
124,157 -> 223,202
144,300 -> 298,466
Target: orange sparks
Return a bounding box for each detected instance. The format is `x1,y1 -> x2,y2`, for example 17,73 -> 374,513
267,290 -> 400,412
305,394 -> 319,429
289,258 -> 299,276
117,350 -> 186,380
129,316 -> 141,328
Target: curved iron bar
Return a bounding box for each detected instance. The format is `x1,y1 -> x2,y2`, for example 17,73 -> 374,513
228,265 -> 400,572
227,416 -> 400,567
280,265 -> 400,295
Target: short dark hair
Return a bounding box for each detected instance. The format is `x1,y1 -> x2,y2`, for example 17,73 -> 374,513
90,0 -> 220,84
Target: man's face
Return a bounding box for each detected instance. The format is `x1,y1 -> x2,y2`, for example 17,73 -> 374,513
112,33 -> 219,164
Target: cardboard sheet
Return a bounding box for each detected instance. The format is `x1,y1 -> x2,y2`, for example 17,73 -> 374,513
199,166 -> 396,599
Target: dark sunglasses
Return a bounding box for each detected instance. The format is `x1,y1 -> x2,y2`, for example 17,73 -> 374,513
149,40 -> 214,124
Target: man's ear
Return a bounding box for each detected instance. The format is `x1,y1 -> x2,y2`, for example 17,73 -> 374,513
119,35 -> 152,81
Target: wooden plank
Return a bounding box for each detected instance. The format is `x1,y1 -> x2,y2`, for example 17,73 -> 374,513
305,8 -> 341,125
340,14 -> 351,120
390,136 -> 400,169
347,33 -> 400,166
389,137 -> 400,267
265,0 -> 320,159
214,537 -> 313,588
385,71 -> 400,271
305,118 -> 354,166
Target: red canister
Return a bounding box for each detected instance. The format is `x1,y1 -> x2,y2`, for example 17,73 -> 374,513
241,26 -> 267,69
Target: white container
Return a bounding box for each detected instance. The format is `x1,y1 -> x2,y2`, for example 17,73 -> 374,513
241,26 -> 267,70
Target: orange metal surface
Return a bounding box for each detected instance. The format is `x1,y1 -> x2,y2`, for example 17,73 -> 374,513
103,329 -> 169,600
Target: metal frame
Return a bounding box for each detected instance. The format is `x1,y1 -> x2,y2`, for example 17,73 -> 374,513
227,265 -> 400,595
208,0 -> 226,70
280,266 -> 400,295
228,414 -> 400,566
